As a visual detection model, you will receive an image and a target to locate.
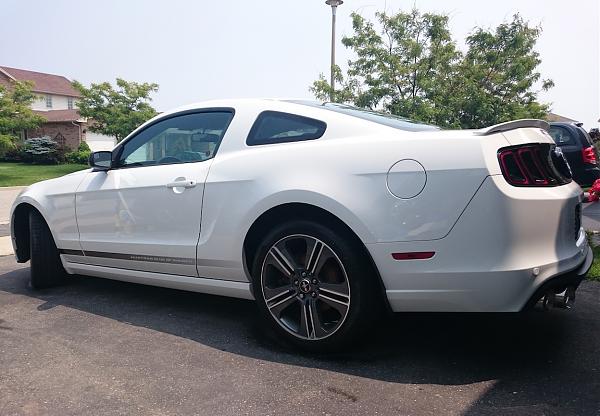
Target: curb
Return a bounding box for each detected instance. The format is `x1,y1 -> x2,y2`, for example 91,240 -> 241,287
0,186 -> 26,191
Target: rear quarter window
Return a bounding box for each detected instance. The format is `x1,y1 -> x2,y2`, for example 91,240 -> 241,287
549,126 -> 576,146
246,111 -> 326,146
575,127 -> 594,147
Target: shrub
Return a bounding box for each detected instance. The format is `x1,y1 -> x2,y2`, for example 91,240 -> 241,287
77,141 -> 91,152
65,150 -> 90,164
0,134 -> 15,158
23,136 -> 61,164
65,141 -> 91,164
1,143 -> 25,162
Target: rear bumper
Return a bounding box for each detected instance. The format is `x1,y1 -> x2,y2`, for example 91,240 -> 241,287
367,175 -> 588,312
371,234 -> 590,312
522,245 -> 592,310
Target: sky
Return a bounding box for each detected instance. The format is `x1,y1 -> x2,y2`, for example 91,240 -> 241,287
1,0 -> 598,128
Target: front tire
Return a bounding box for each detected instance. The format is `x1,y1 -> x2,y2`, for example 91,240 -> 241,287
252,220 -> 378,351
29,211 -> 67,289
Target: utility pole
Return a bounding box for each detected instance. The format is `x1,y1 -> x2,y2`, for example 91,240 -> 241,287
325,0 -> 343,101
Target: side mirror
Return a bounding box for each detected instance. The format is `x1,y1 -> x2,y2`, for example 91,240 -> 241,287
88,151 -> 112,171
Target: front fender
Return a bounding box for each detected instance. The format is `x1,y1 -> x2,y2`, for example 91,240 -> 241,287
10,173 -> 87,254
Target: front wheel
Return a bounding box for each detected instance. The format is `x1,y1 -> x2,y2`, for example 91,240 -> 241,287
29,210 -> 67,289
252,220 -> 378,351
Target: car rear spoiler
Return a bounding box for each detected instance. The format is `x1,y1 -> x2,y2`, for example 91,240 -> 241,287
476,119 -> 550,136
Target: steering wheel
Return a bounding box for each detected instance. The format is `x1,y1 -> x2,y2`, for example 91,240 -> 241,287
157,156 -> 181,164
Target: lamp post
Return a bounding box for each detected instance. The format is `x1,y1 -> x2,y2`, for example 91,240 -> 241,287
325,0 -> 343,101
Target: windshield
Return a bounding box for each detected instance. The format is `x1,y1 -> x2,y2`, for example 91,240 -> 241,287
286,100 -> 439,132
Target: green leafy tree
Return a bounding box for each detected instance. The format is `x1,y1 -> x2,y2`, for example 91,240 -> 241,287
458,15 -> 554,128
73,78 -> 159,142
311,10 -> 461,126
0,81 -> 45,156
311,11 -> 553,129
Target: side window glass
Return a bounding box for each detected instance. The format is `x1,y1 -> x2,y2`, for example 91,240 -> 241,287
548,126 -> 575,146
246,111 -> 326,146
117,111 -> 233,168
576,127 -> 594,147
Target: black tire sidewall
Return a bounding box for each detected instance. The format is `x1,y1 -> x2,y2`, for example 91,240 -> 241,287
251,219 -> 376,351
29,211 -> 66,289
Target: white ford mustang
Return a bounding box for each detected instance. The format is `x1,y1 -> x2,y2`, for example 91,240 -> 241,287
10,99 -> 593,349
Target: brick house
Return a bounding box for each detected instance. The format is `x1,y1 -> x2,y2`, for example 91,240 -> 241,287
0,65 -> 115,151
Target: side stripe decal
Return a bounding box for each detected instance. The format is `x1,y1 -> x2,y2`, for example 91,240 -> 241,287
59,249 -> 196,265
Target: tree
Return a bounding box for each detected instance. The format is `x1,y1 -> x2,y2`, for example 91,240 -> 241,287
73,78 -> 159,142
311,11 -> 553,129
312,10 -> 461,127
458,15 -> 554,128
0,81 -> 45,156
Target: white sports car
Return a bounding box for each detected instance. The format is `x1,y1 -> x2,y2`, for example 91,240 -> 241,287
11,99 -> 593,349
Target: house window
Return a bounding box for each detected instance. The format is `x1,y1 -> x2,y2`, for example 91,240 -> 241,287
45,95 -> 53,108
67,97 -> 74,110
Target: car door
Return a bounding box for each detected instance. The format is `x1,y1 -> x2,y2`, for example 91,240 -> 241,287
74,109 -> 234,277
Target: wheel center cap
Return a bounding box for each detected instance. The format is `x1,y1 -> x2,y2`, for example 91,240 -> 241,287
299,278 -> 312,294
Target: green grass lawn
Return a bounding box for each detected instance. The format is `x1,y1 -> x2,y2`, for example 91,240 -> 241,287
586,231 -> 600,281
587,243 -> 600,281
0,162 -> 88,187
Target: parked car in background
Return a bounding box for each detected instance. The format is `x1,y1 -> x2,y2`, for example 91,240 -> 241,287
589,128 -> 600,143
549,122 -> 600,187
10,100 -> 592,350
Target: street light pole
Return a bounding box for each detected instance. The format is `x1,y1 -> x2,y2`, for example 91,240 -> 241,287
325,0 -> 343,101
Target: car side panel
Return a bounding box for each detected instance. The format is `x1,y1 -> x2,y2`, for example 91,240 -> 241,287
198,131 -> 507,283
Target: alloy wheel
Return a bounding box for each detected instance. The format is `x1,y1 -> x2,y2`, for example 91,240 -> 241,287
260,234 -> 351,340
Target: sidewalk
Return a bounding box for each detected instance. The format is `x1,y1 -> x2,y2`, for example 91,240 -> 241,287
0,186 -> 24,256
0,186 -> 24,224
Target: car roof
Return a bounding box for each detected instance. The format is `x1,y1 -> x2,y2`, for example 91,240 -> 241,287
119,98 -> 405,147
160,98 -> 438,132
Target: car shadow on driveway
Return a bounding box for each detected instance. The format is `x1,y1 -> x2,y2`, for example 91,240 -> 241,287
1,265 -> 599,414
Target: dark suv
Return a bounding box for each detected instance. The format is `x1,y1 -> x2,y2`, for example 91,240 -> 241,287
548,122 -> 600,187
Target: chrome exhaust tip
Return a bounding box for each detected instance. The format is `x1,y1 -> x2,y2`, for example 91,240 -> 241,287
539,286 -> 576,310
554,287 -> 576,309
541,292 -> 555,310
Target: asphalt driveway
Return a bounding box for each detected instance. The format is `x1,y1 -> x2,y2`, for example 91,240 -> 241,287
0,255 -> 599,415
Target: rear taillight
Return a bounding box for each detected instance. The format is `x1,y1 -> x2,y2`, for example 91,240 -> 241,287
498,144 -> 571,187
582,146 -> 596,164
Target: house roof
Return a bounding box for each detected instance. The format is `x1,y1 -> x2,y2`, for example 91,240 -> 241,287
34,109 -> 83,123
546,112 -> 579,123
0,66 -> 80,97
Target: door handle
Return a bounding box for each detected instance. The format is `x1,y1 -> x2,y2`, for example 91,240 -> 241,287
166,180 -> 196,189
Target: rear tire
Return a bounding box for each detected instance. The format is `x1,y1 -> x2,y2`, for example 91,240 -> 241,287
29,210 -> 67,289
252,219 -> 379,351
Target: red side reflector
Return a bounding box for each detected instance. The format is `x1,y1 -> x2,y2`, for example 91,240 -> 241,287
392,251 -> 435,260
